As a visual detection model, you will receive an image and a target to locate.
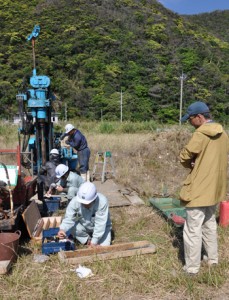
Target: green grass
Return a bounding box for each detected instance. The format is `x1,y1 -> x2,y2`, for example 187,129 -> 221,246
0,122 -> 228,299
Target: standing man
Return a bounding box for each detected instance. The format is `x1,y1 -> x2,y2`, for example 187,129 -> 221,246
180,101 -> 229,275
60,124 -> 90,182
58,182 -> 112,247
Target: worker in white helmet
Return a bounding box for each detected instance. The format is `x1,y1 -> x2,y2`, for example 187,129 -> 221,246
46,164 -> 84,201
38,148 -> 61,193
58,182 -> 112,247
60,124 -> 90,182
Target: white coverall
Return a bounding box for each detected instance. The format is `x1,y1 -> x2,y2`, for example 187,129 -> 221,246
59,171 -> 84,200
59,193 -> 112,245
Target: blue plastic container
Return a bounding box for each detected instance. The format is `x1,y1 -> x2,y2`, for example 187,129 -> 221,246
43,196 -> 61,214
42,228 -> 75,255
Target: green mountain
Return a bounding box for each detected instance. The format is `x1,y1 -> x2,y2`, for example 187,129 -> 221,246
0,0 -> 228,123
184,10 -> 229,43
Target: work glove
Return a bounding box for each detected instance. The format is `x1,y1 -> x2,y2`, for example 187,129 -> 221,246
59,133 -> 66,141
49,183 -> 57,189
39,166 -> 47,175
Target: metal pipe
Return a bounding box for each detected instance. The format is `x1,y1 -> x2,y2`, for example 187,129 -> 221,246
40,122 -> 46,165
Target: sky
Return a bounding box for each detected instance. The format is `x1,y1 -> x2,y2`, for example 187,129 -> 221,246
157,0 -> 229,15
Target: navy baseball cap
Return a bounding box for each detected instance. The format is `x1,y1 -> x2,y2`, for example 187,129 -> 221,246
181,101 -> 210,122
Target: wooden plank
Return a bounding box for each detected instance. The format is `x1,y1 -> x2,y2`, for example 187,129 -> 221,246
61,240 -> 151,258
58,241 -> 156,264
43,218 -> 50,230
0,260 -> 12,275
59,244 -> 156,264
22,200 -> 41,238
33,219 -> 44,237
94,180 -> 131,207
124,193 -> 145,206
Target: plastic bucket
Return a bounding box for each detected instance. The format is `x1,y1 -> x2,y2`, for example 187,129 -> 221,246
219,201 -> 229,227
0,230 -> 21,262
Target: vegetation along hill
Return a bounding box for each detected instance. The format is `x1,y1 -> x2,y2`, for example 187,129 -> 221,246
184,10 -> 229,43
0,0 -> 228,123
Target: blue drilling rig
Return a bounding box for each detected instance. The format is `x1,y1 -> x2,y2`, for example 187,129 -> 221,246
16,25 -> 77,199
17,25 -> 54,173
0,25 -> 79,230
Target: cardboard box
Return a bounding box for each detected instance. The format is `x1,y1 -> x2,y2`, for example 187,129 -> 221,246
22,200 -> 62,244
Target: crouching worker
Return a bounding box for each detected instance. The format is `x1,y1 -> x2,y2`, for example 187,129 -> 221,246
46,164 -> 84,201
38,148 -> 61,192
58,182 -> 112,247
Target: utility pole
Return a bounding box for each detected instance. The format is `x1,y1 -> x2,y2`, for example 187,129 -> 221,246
179,72 -> 187,126
65,103 -> 67,122
120,89 -> 123,122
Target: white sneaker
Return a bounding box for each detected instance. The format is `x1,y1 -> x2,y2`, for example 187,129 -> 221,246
202,255 -> 218,266
182,265 -> 198,275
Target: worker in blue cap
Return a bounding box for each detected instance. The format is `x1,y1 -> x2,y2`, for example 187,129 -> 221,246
180,101 -> 229,275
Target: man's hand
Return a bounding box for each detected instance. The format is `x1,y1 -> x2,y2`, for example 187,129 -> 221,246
87,240 -> 101,248
56,185 -> 64,192
57,230 -> 67,239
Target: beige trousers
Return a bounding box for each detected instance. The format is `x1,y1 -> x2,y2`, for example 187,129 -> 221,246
183,205 -> 218,274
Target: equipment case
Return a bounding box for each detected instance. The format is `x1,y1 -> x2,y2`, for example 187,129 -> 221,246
22,200 -> 62,244
22,200 -> 75,254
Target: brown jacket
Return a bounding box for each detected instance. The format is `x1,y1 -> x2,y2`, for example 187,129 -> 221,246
179,122 -> 229,207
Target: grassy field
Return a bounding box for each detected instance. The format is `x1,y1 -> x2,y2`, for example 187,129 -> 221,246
0,121 -> 229,300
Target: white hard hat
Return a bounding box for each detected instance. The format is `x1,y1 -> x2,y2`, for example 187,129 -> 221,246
76,182 -> 98,204
50,148 -> 59,155
55,164 -> 69,178
65,124 -> 75,134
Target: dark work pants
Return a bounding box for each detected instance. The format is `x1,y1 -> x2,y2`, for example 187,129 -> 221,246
77,147 -> 90,174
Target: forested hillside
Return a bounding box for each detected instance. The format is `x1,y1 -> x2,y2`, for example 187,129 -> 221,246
0,0 -> 228,123
185,10 -> 229,43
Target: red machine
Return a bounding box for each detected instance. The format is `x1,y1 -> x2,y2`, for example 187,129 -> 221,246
0,146 -> 37,231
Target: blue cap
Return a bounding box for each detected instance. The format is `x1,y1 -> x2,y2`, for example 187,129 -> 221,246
181,101 -> 210,122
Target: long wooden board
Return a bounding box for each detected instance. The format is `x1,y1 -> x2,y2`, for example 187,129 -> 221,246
58,240 -> 156,264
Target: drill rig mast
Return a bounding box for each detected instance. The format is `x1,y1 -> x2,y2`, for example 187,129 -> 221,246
17,25 -> 55,174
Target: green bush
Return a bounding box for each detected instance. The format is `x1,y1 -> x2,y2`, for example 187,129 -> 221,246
98,122 -> 115,134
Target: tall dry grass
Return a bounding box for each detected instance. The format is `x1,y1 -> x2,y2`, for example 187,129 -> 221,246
0,121 -> 229,300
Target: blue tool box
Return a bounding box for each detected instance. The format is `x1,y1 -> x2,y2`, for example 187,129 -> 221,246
22,201 -> 75,254
42,227 -> 75,255
43,196 -> 61,214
